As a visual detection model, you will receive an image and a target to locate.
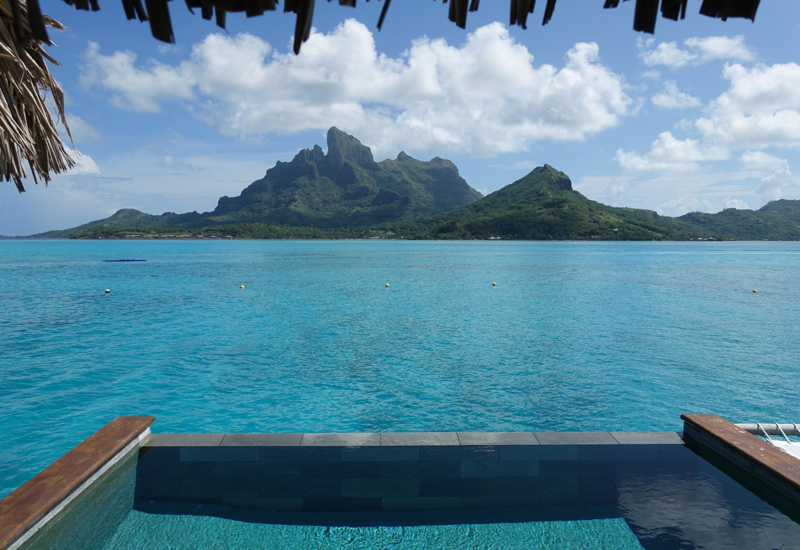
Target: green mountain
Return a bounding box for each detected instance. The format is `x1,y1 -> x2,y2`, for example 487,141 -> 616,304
369,165 -> 800,241
35,128 -> 482,237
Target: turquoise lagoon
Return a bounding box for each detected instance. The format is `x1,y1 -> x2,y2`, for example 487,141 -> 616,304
2,240 -> 799,498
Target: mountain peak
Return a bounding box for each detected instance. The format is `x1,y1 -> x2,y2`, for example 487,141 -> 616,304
326,127 -> 375,169
529,164 -> 572,190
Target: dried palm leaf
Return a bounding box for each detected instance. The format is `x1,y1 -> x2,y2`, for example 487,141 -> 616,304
0,0 -> 73,193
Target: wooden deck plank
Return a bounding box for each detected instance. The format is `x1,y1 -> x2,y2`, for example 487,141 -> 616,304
682,414 -> 800,494
0,416 -> 154,549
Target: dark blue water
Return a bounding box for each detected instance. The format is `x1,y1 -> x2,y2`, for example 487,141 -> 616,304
2,240 -> 799,498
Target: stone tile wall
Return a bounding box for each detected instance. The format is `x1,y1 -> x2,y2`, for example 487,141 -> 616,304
135,431 -> 684,512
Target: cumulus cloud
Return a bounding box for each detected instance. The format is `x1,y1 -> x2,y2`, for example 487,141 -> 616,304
738,151 -> 795,202
64,147 -> 101,176
684,36 -> 755,64
638,39 -> 697,69
655,196 -> 713,216
723,196 -> 749,210
638,35 -> 755,69
739,151 -> 791,174
695,62 -> 800,149
64,114 -> 103,142
80,20 -> 632,157
652,81 -> 701,109
80,42 -> 194,112
614,131 -> 729,173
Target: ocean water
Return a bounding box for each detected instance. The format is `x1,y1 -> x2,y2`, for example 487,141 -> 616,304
2,240 -> 799,498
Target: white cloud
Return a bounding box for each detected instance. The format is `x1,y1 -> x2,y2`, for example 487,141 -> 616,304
64,147 -> 101,176
80,21 -> 632,158
738,151 -> 795,202
684,36 -> 755,64
64,114 -> 103,142
695,62 -> 800,149
652,81 -> 701,109
722,196 -> 749,210
739,151 -> 791,174
655,196 -> 713,216
641,69 -> 661,80
614,132 -> 729,173
638,35 -> 755,69
638,39 -> 697,69
80,42 -> 195,112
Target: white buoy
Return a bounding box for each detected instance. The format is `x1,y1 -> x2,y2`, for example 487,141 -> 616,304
385,283 -> 390,288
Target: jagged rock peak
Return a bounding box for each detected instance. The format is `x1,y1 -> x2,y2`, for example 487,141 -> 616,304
397,151 -> 411,161
531,164 -> 572,191
291,144 -> 325,165
326,127 -> 375,169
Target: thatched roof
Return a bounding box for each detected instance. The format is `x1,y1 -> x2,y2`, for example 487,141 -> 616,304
54,0 -> 762,55
1,0 -> 73,192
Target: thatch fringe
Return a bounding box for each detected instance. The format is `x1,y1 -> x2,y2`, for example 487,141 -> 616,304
54,0 -> 761,54
1,0 -> 73,192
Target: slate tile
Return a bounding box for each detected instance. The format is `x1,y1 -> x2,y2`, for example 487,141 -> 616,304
457,433 -> 538,446
500,446 -> 579,461
259,475 -> 304,498
461,460 -> 539,478
419,478 -> 462,497
302,461 -> 382,479
382,497 -> 461,510
222,497 -> 302,511
342,447 -> 419,462
302,498 -> 381,511
138,458 -> 219,480
220,461 -> 301,478
381,433 -> 459,446
260,447 -> 341,462
179,478 -> 258,498
610,431 -> 684,445
381,461 -> 460,479
148,434 -> 224,447
579,444 -> 658,461
534,432 -> 618,445
461,495 -> 540,509
181,447 -> 259,462
459,478 -> 500,496
221,433 -> 302,446
301,433 -> 380,446
341,478 -> 419,497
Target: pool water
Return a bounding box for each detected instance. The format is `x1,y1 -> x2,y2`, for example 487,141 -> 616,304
103,515 -> 643,550
2,240 -> 800,498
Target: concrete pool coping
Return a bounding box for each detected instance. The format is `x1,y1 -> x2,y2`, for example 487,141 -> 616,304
142,430 -> 685,448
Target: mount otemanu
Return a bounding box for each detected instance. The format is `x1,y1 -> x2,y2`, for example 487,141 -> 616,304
39,127 -> 482,237
32,129 -> 800,241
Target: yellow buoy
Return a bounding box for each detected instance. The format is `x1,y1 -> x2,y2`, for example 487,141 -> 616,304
240,285 -> 245,289
385,283 -> 390,287
105,289 -> 110,294
753,289 -> 758,293
492,282 -> 497,286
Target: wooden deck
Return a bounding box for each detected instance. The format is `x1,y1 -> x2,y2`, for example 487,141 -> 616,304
682,414 -> 800,503
0,416 -> 154,550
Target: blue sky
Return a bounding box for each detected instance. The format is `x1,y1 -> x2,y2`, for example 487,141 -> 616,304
2,0 -> 799,235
